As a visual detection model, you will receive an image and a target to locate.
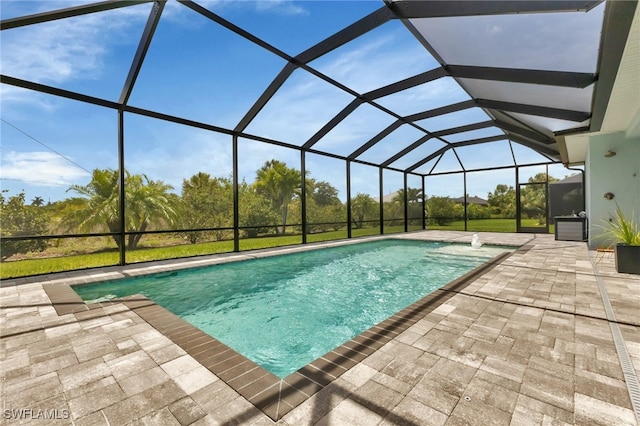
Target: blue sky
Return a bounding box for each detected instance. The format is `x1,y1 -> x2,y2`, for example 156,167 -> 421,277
1,1 -> 598,203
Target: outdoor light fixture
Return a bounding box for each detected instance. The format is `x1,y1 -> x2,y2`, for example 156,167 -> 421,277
604,150 -> 617,157
604,192 -> 615,200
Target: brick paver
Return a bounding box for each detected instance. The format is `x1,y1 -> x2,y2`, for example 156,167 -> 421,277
1,232 -> 638,425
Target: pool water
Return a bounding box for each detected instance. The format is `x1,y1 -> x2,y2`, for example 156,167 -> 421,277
74,239 -> 511,377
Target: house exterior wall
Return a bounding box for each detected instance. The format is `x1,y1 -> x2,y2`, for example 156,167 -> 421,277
586,131 -> 640,248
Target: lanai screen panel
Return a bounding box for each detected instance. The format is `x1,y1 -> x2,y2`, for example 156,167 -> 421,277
511,142 -> 555,166
244,68 -> 355,146
386,138 -> 448,171
210,1 -> 382,57
127,4 -> 288,129
411,156 -> 440,176
455,140 -> 516,170
414,107 -> 491,137
309,18 -> 439,94
430,149 -> 463,174
444,128 -> 505,144
1,90 -> 118,222
0,2 -> 152,102
375,76 -> 470,117
356,124 -> 427,165
123,113 -> 235,260
311,103 -> 398,157
382,169 -> 405,233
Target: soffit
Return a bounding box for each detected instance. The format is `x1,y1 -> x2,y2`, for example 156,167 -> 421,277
600,2 -> 640,134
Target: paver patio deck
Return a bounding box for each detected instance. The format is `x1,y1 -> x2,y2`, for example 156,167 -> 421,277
1,231 -> 638,425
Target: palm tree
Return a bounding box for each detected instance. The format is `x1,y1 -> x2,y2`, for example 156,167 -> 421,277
30,196 -> 45,207
254,160 -> 301,235
64,168 -> 177,250
392,187 -> 424,224
392,187 -> 423,204
125,174 -> 177,249
64,169 -> 120,240
351,193 -> 378,229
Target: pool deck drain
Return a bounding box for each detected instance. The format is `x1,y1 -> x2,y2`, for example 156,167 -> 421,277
1,231 -> 639,425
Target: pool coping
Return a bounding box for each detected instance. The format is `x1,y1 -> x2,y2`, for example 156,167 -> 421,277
42,242 -> 520,421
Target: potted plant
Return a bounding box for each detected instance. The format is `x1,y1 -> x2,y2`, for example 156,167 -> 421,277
604,205 -> 640,274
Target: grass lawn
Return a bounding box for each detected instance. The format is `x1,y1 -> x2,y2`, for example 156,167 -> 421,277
1,252 -> 121,279
0,219 -> 552,279
427,218 -> 553,233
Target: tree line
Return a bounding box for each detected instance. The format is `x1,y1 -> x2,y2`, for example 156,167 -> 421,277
1,162 -> 555,260
2,160 -> 357,259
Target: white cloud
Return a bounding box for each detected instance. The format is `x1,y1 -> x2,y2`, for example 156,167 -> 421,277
0,0 -> 295,106
312,29 -> 434,94
255,0 -> 309,16
0,2 -> 150,102
3,23 -> 104,83
125,131 -> 235,192
313,35 -> 394,85
0,86 -> 61,111
245,70 -> 354,145
375,77 -> 469,117
0,151 -> 90,186
198,0 -> 309,16
237,140 -> 300,182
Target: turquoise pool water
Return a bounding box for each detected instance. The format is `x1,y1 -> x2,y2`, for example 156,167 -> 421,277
74,239 -> 511,378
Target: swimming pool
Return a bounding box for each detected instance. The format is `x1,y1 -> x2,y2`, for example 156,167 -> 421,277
74,239 -> 512,378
